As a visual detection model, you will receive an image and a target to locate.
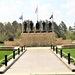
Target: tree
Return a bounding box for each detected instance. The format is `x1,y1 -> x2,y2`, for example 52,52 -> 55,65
59,21 -> 67,32
69,26 -> 73,31
0,22 -> 5,33
12,21 -> 21,39
12,21 -> 19,32
58,21 -> 67,39
53,22 -> 61,38
0,22 -> 8,41
5,22 -> 14,40
64,31 -> 75,40
15,28 -> 21,39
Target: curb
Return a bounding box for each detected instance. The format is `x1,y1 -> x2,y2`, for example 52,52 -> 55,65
0,50 -> 27,74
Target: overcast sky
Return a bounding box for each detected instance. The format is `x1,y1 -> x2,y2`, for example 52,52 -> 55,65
0,0 -> 75,27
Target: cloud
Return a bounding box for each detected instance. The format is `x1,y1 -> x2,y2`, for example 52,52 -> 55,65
38,4 -> 53,20
0,0 -> 23,22
62,0 -> 75,16
0,0 -> 74,27
53,10 -> 65,24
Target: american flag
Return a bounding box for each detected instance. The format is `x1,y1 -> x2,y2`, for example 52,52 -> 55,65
35,6 -> 38,14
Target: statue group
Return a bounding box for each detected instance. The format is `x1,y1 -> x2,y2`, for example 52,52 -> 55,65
23,21 -> 52,33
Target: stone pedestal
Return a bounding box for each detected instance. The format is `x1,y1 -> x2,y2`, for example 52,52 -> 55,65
4,33 -> 56,47
20,32 -> 56,46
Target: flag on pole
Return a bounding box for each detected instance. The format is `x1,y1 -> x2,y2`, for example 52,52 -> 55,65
19,13 -> 23,33
35,5 -> 38,22
35,6 -> 38,14
19,15 -> 23,20
50,14 -> 53,19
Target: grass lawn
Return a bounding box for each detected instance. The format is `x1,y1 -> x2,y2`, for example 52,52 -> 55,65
0,44 -> 4,46
0,50 -> 13,66
54,47 -> 75,64
61,48 -> 75,64
62,48 -> 75,58
0,51 -> 13,60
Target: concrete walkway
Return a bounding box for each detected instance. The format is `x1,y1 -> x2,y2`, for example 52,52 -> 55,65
3,47 -> 74,75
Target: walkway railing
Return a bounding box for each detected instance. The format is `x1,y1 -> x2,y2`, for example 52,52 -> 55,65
50,45 -> 75,65
0,45 -> 26,67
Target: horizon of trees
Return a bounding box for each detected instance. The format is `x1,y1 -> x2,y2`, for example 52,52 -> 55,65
0,20 -> 75,42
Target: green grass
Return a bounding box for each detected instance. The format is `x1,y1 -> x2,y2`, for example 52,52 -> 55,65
0,51 -> 13,60
0,44 -> 4,46
59,48 -> 75,64
0,48 -> 22,67
0,50 -> 13,66
62,48 -> 75,58
53,47 -> 75,64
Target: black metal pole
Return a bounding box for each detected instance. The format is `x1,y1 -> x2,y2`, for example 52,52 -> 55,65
5,54 -> 7,66
56,47 -> 58,54
18,48 -> 20,55
68,52 -> 70,64
21,46 -> 23,52
24,45 -> 25,50
13,50 -> 15,59
53,45 -> 55,51
60,49 -> 62,58
51,45 -> 52,49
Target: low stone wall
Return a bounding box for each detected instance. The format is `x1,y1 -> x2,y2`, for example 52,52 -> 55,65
4,41 -> 15,46
20,33 -> 56,46
62,44 -> 75,48
5,33 -> 56,46
0,46 -> 14,50
62,40 -> 72,45
55,38 -> 63,45
55,38 -> 72,45
4,33 -> 72,47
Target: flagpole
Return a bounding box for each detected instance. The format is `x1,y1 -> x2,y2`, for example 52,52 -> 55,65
52,12 -> 54,32
22,13 -> 23,33
37,5 -> 38,22
35,5 -> 38,22
19,13 -> 23,33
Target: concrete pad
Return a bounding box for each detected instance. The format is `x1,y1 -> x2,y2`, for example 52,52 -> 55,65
4,47 -> 74,74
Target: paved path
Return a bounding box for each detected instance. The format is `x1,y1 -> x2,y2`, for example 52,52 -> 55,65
3,47 -> 73,74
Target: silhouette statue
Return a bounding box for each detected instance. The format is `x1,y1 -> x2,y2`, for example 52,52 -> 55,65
42,21 -> 45,31
24,22 -> 27,33
48,22 -> 52,32
36,21 -> 40,30
30,21 -> 33,32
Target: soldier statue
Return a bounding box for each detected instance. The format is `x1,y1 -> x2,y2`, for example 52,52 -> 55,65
36,21 -> 40,32
24,21 -> 27,33
42,21 -> 46,32
30,21 -> 34,33
48,21 -> 52,32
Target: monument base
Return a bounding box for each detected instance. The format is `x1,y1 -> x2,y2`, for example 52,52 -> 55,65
4,32 -> 56,47
20,32 -> 56,47
4,32 -> 72,46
